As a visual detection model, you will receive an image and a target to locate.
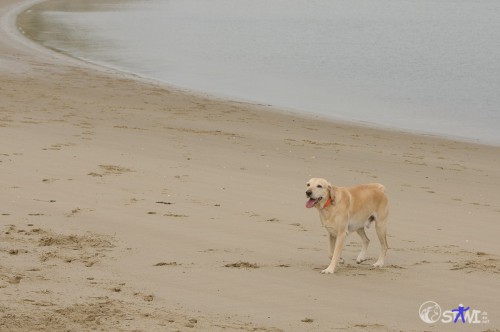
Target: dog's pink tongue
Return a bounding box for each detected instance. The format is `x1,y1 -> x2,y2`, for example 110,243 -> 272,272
305,198 -> 317,208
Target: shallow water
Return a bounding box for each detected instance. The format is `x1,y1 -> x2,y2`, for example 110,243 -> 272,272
21,0 -> 500,145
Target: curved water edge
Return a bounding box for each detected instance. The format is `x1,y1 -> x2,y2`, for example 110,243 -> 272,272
15,0 -> 500,146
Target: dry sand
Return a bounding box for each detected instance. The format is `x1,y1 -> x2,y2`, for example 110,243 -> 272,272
1,0 -> 500,331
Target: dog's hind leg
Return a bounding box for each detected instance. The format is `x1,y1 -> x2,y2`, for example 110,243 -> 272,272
373,220 -> 388,267
356,228 -> 370,264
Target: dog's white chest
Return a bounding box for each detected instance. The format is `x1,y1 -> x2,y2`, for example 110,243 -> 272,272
319,213 -> 341,236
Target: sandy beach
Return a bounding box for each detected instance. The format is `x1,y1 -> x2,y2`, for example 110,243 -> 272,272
1,0 -> 500,331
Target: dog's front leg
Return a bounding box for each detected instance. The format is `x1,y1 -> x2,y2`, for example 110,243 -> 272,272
328,234 -> 344,264
328,234 -> 336,260
322,231 -> 347,274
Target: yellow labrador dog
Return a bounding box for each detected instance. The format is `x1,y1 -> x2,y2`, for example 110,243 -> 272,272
305,178 -> 389,274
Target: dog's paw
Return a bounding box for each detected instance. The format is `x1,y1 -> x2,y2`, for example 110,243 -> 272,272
321,267 -> 335,274
372,262 -> 384,268
356,253 -> 367,264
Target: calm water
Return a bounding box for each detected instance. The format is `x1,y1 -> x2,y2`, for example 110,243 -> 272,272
22,0 -> 500,145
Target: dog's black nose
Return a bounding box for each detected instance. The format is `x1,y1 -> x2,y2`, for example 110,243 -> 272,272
306,190 -> 312,197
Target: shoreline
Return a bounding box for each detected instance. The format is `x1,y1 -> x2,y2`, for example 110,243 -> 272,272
2,0 -> 500,331
15,0 -> 500,148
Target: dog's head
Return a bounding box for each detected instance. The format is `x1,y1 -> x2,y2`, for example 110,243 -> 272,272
305,178 -> 333,209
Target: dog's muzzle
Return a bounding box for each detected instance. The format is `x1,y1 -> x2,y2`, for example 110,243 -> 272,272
305,190 -> 322,208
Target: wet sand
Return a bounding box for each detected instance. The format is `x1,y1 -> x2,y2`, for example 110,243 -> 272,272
1,0 -> 500,331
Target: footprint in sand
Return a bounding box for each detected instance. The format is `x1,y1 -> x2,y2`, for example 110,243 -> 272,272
449,252 -> 500,274
224,261 -> 260,269
163,212 -> 188,218
88,164 -> 134,177
154,262 -> 179,267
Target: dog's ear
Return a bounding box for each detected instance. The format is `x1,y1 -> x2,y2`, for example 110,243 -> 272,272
328,184 -> 338,203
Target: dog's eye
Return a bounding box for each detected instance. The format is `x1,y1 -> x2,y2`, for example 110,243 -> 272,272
317,185 -> 323,188
307,183 -> 310,187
